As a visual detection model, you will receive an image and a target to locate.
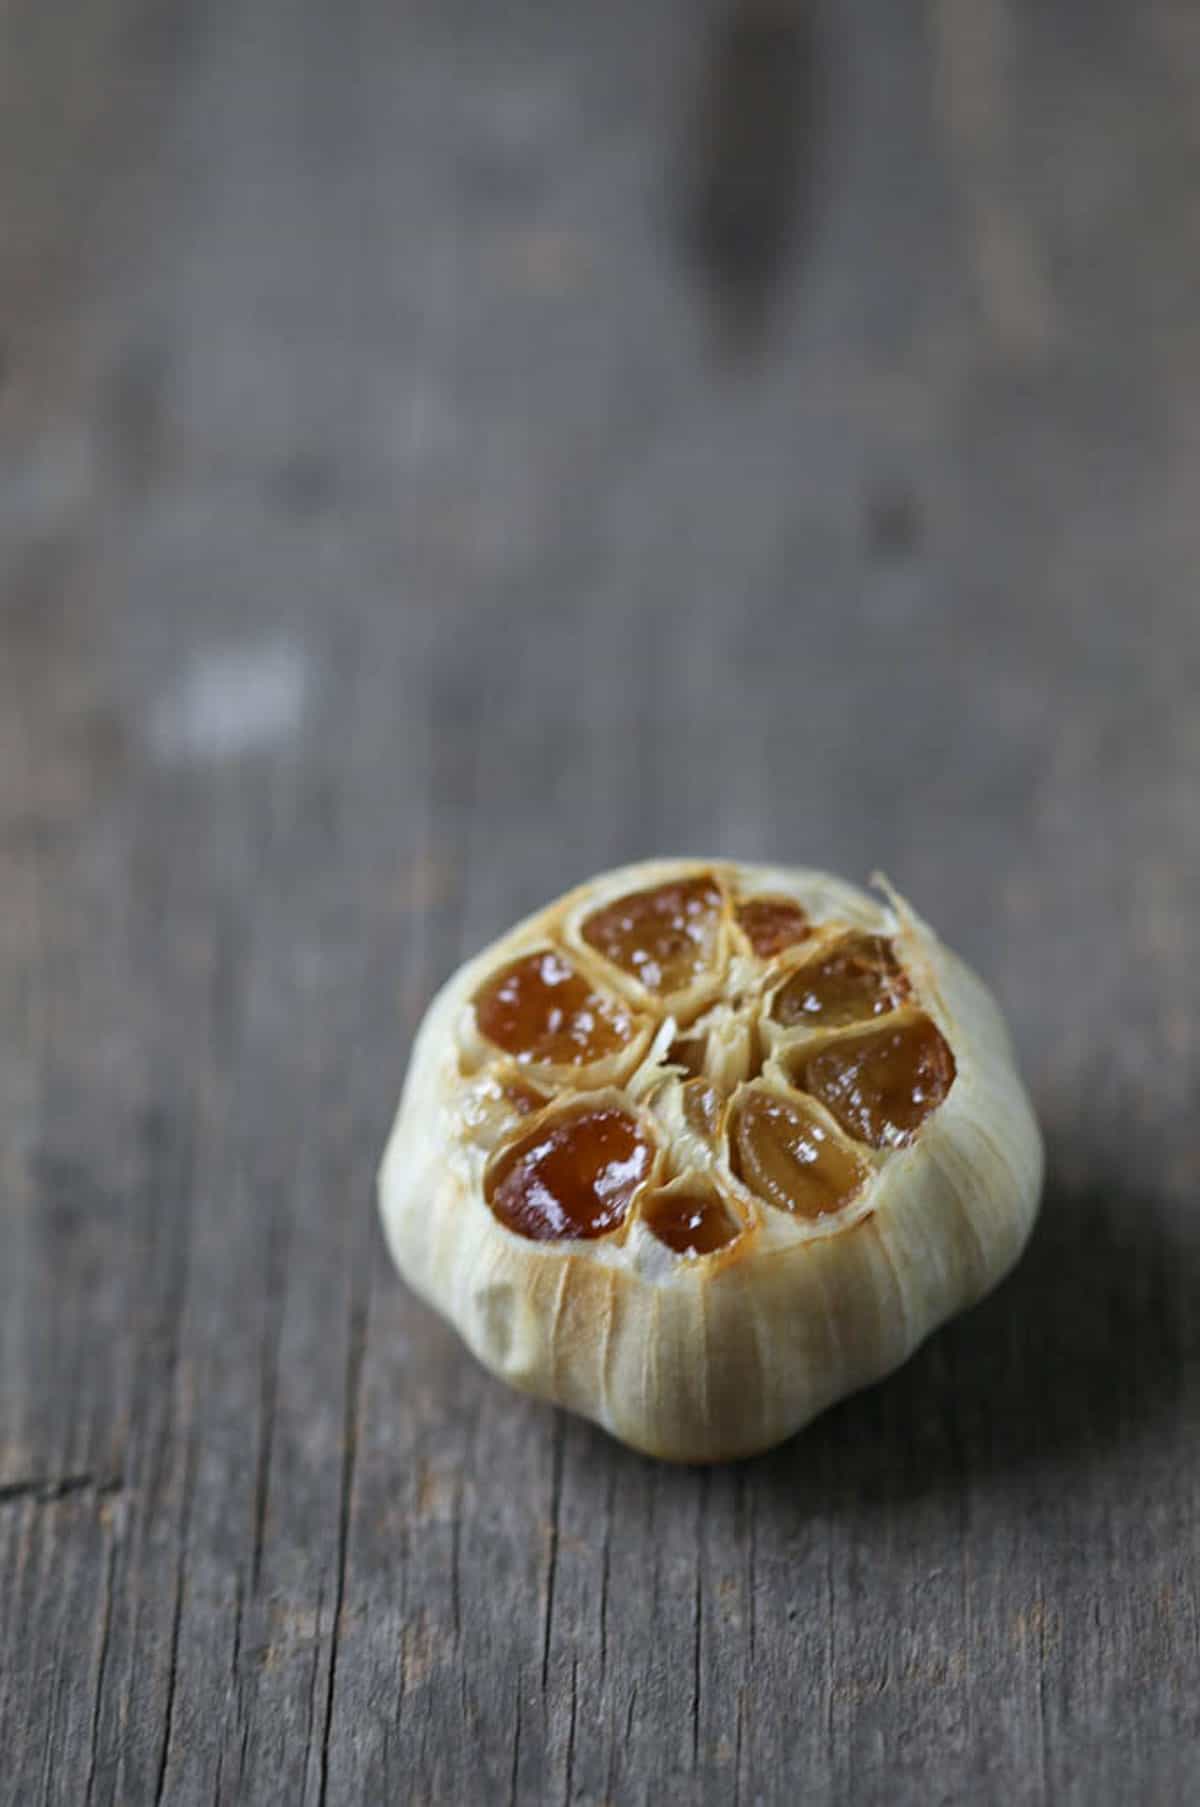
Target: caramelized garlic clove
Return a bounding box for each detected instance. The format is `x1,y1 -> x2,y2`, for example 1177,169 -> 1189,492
771,931 -> 910,1030
485,1101 -> 655,1242
790,1012 -> 956,1150
734,894 -> 812,959
729,1085 -> 869,1221
639,1181 -> 742,1256
473,947 -> 636,1067
579,873 -> 725,998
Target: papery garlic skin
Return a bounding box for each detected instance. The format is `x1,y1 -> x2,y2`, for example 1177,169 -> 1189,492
378,860 -> 1043,1462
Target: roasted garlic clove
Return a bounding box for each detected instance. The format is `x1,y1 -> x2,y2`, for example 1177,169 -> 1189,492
379,859 -> 1043,1462
769,930 -> 910,1029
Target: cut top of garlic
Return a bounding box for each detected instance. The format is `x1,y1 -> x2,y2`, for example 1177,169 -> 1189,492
450,862 -> 959,1261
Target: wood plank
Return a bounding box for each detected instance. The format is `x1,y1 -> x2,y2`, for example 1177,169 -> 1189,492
2,0 -> 1200,1801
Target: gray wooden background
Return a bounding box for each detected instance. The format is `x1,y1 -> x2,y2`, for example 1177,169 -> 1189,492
3,0 -> 1199,1801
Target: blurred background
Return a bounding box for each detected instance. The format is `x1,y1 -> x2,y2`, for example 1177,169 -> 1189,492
3,1 -> 1199,1801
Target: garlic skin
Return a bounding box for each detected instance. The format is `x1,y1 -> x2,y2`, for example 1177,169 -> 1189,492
378,859 -> 1043,1463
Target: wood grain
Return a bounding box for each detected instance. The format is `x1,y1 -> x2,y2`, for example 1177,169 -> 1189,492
3,0 -> 1199,1801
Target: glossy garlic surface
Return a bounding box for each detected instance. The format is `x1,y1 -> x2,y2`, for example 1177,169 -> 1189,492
379,860 -> 1043,1461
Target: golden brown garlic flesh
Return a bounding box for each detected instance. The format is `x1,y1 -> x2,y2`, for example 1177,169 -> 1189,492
792,1013 -> 957,1150
486,1104 -> 654,1242
730,1087 -> 870,1221
735,895 -> 811,958
474,949 -> 635,1067
771,932 -> 909,1028
379,859 -> 1043,1462
580,874 -> 724,997
641,1185 -> 741,1256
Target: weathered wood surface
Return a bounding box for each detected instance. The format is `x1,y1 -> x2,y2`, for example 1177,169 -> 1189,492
3,0 -> 1199,1800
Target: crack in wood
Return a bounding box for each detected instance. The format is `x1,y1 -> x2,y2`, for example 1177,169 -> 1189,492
507,1676 -> 522,1807
250,1204 -> 286,1596
598,1464 -> 614,1690
563,1655 -> 578,1807
733,1687 -> 744,1807
301,1578 -> 324,1786
215,1570 -> 246,1806
540,1413 -> 566,1695
152,1421 -> 196,1807
84,1517 -> 120,1805
627,1679 -> 640,1746
691,1525 -> 704,1767
316,1298 -> 366,1806
0,1474 -> 124,1507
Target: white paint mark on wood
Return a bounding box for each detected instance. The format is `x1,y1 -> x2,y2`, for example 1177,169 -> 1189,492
150,643 -> 307,763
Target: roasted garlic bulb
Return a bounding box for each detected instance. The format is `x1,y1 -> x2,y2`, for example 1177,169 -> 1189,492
378,860 -> 1042,1462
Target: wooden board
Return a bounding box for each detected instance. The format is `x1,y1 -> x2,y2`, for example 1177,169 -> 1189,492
3,0 -> 1199,1799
